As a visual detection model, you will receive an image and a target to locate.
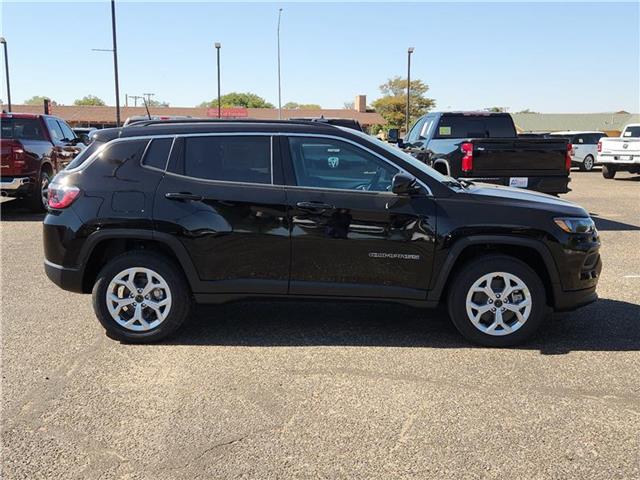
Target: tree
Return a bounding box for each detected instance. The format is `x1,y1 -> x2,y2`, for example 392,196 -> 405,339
199,92 -> 274,109
146,99 -> 170,107
74,95 -> 106,106
371,76 -> 435,131
24,95 -> 54,106
486,106 -> 506,113
283,102 -> 321,109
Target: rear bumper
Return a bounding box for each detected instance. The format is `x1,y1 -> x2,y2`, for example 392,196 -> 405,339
464,175 -> 571,195
0,176 -> 32,196
44,259 -> 84,293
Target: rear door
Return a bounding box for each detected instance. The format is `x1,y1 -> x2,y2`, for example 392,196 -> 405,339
283,134 -> 437,300
153,133 -> 290,294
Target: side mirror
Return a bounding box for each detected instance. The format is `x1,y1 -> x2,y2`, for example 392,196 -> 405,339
387,128 -> 400,144
391,172 -> 419,195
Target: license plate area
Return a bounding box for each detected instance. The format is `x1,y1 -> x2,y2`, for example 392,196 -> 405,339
509,177 -> 528,188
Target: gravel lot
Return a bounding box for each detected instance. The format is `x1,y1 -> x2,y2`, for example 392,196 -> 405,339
2,170 -> 639,479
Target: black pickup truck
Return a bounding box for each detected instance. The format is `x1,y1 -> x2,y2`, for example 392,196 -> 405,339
388,112 -> 571,195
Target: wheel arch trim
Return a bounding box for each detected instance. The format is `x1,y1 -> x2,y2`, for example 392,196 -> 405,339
427,235 -> 561,304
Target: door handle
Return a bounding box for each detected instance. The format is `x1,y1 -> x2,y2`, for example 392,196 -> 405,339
165,192 -> 203,201
296,201 -> 334,212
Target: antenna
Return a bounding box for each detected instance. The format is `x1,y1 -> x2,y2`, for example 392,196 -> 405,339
142,97 -> 151,119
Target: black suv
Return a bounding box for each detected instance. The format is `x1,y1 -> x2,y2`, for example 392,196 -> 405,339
43,120 -> 601,347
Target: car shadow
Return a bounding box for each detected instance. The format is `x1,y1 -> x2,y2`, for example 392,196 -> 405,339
0,200 -> 45,222
164,298 -> 640,354
590,213 -> 639,231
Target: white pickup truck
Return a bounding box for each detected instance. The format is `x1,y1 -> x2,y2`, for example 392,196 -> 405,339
597,123 -> 640,179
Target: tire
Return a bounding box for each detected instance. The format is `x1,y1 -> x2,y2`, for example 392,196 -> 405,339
26,170 -> 51,212
447,254 -> 547,347
602,165 -> 616,179
92,251 -> 192,343
581,155 -> 595,172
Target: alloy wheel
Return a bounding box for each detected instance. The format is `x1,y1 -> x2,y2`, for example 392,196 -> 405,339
106,267 -> 172,331
465,272 -> 532,336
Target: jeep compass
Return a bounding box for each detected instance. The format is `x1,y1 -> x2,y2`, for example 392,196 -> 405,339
43,120 -> 601,346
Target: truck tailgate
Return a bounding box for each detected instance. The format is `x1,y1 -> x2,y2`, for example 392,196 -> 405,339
472,138 -> 568,176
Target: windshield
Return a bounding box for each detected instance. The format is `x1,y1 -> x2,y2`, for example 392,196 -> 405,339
338,127 -> 454,184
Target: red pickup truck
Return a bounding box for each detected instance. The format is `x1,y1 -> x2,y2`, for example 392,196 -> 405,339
1,113 -> 84,211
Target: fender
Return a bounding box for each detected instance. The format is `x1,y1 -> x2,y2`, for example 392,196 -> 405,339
426,235 -> 561,303
76,228 -> 202,292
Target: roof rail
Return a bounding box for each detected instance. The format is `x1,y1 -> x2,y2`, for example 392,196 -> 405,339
125,118 -> 335,128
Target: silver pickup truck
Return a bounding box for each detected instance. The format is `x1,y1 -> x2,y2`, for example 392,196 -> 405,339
597,123 -> 640,179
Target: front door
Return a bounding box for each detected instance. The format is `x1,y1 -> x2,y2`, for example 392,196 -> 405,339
282,135 -> 437,299
153,134 -> 290,294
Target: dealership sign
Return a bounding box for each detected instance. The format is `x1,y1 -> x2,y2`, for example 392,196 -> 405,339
206,107 -> 249,118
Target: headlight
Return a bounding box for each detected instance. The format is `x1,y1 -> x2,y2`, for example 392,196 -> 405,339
554,217 -> 596,234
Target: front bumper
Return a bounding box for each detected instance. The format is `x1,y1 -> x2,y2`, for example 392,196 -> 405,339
44,259 -> 84,293
553,285 -> 598,312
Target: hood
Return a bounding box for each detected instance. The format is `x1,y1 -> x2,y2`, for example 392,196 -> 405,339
463,182 -> 588,216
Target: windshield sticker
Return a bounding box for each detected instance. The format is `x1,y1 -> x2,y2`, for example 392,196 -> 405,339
327,156 -> 340,168
439,126 -> 451,136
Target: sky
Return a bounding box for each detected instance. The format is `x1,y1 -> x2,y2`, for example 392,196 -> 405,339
1,1 -> 639,113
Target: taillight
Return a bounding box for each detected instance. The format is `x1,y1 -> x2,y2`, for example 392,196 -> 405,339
565,143 -> 573,171
47,183 -> 80,209
597,141 -> 602,153
461,142 -> 473,173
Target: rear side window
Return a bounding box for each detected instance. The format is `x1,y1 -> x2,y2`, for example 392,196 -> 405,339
182,136 -> 271,184
0,117 -> 46,140
435,115 -> 516,138
142,138 -> 173,170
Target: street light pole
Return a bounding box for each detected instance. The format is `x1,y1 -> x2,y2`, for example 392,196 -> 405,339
111,0 -> 121,126
0,37 -> 11,111
277,8 -> 283,120
215,42 -> 221,118
406,47 -> 414,135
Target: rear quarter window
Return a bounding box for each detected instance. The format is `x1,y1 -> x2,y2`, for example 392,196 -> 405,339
142,138 -> 173,170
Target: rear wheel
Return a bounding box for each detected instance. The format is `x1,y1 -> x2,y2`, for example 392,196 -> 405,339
581,155 -> 594,172
92,251 -> 192,343
447,255 -> 547,347
26,170 -> 51,212
602,165 -> 616,179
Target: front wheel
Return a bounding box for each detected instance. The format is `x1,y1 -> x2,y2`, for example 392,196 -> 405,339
602,165 -> 616,179
92,251 -> 192,343
447,255 -> 547,347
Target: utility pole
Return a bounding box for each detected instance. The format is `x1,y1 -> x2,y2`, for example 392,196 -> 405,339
129,95 -> 142,107
406,47 -> 414,135
277,8 -> 283,119
143,93 -> 155,105
111,0 -> 121,126
215,42 -> 221,118
0,38 -> 11,111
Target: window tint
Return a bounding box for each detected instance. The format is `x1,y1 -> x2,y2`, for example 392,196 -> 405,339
288,137 -> 399,192
142,138 -> 173,170
45,118 -> 64,142
0,118 -> 46,140
435,115 -> 516,138
183,136 -> 271,183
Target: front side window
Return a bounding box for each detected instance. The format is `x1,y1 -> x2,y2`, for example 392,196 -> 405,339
183,136 -> 271,184
58,121 -> 76,141
45,118 -> 64,142
288,137 -> 398,192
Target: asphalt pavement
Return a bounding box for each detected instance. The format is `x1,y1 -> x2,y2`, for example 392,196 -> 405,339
1,170 -> 639,479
